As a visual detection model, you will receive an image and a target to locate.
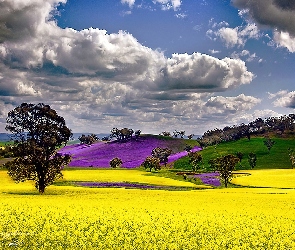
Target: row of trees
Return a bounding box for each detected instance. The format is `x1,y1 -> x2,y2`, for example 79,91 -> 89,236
110,128 -> 141,142
78,134 -> 99,145
198,114 -> 295,147
160,130 -> 194,139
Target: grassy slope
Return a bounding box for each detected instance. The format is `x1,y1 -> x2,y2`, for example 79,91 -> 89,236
174,136 -> 295,171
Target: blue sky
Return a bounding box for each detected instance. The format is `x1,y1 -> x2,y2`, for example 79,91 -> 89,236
0,0 -> 294,135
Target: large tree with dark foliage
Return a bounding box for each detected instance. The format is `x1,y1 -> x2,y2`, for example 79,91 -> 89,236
5,103 -> 72,194
209,154 -> 239,188
151,147 -> 172,167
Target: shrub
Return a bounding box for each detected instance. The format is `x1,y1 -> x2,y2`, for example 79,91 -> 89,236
142,156 -> 161,172
110,157 -> 123,168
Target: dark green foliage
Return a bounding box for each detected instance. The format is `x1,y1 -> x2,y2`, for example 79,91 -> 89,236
188,152 -> 203,171
288,148 -> 295,168
142,156 -> 161,172
134,130 -> 141,139
235,152 -> 243,161
110,128 -> 134,142
0,145 -> 14,158
210,154 -> 240,188
184,145 -> 193,152
263,137 -> 275,152
78,134 -> 98,145
151,147 -> 172,167
248,152 -> 257,169
110,157 -> 123,168
5,103 -> 72,193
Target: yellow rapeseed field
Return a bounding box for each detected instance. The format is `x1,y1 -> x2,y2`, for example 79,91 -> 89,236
1,169 -> 295,249
232,169 -> 295,188
61,169 -> 206,188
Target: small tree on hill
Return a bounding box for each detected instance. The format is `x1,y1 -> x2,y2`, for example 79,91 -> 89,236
110,157 -> 123,168
210,154 -> 240,188
141,156 -> 161,172
248,152 -> 257,169
161,131 -> 171,137
5,103 -> 72,194
188,152 -> 203,172
263,137 -> 275,152
134,130 -> 141,139
151,147 -> 172,167
288,148 -> 295,169
78,134 -> 98,145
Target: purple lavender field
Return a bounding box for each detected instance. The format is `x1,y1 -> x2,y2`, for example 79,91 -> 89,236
59,135 -> 201,168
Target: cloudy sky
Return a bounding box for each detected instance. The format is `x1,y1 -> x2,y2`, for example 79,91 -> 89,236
0,0 -> 295,135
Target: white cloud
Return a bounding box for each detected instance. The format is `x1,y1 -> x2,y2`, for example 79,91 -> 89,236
153,0 -> 181,11
273,31 -> 295,53
209,49 -> 221,54
0,0 -> 257,134
175,13 -> 187,19
212,24 -> 260,48
232,0 -> 295,52
121,0 -> 136,8
158,53 -> 254,92
231,50 -> 261,62
269,90 -> 295,109
205,94 -> 261,114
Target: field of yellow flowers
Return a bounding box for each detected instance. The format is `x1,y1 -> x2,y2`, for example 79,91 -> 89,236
1,169 -> 295,249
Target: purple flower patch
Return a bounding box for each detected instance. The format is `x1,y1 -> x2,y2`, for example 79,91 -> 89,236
193,172 -> 220,187
76,182 -> 180,190
59,136 -> 202,168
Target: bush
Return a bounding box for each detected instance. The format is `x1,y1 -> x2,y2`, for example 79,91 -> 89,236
110,157 -> 123,168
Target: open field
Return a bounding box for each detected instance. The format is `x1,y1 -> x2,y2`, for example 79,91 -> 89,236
1,169 -> 295,249
1,134 -> 295,249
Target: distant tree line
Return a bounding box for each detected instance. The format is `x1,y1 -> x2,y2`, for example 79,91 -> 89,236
160,130 -> 194,139
110,128 -> 141,142
198,114 -> 295,147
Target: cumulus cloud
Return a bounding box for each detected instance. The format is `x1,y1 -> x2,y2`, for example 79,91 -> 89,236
121,0 -> 136,8
231,50 -> 261,62
269,90 -> 295,109
153,0 -> 182,11
205,94 -> 261,115
232,0 -> 295,52
158,53 -> 254,92
0,0 -> 256,134
208,23 -> 260,48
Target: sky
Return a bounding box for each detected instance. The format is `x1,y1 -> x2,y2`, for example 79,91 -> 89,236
0,0 -> 295,135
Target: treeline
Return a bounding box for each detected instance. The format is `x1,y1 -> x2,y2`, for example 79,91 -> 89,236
198,114 -> 295,147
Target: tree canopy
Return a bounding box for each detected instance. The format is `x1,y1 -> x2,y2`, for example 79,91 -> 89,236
5,103 -> 72,193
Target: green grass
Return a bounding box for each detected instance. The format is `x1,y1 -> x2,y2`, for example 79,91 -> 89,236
174,136 -> 295,171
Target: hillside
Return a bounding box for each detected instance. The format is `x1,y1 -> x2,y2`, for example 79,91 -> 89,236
59,134 -> 200,168
174,136 -> 295,171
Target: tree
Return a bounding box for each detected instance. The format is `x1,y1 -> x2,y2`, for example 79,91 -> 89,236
187,134 -> 194,140
78,134 -> 98,145
248,152 -> 257,169
110,127 -> 134,142
134,130 -> 141,139
151,147 -> 172,167
141,156 -> 161,172
5,103 -> 72,194
110,157 -> 123,168
188,152 -> 203,172
161,131 -> 171,137
288,148 -> 295,169
263,137 -> 275,152
210,154 -> 240,188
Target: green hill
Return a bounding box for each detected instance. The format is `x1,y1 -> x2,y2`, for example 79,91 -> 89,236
174,136 -> 295,171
